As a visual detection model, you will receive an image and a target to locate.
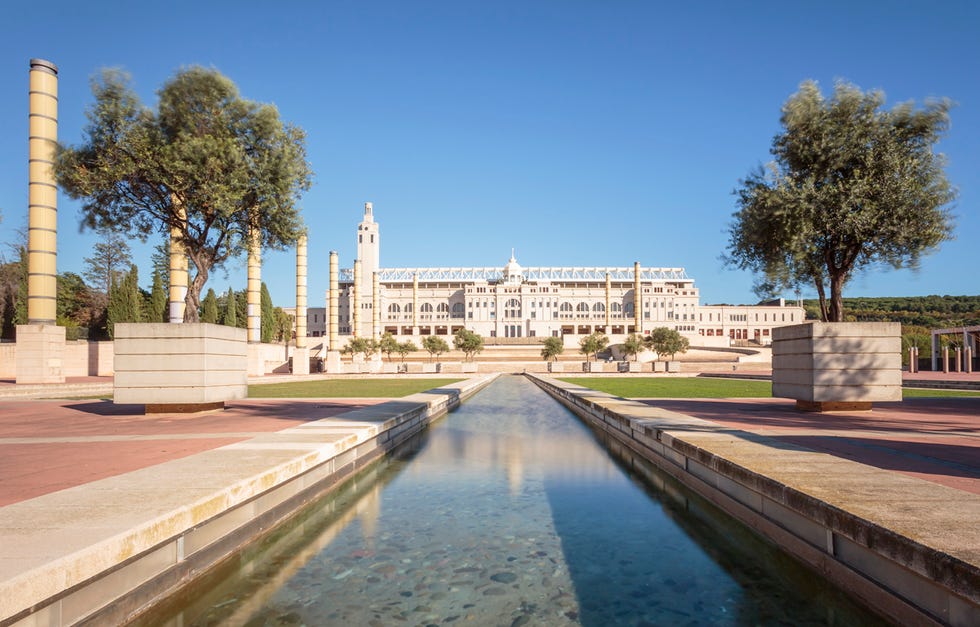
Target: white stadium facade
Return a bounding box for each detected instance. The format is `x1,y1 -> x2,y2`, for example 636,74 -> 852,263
299,204 -> 806,348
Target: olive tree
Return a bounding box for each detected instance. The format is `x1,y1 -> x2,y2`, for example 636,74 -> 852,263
421,335 -> 450,362
396,340 -> 418,362
540,336 -> 564,362
578,331 -> 609,362
56,67 -> 311,322
645,327 -> 689,361
453,328 -> 484,362
621,333 -> 645,361
726,80 -> 955,322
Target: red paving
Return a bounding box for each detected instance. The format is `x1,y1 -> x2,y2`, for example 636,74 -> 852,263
0,398 -> 383,506
640,396 -> 980,495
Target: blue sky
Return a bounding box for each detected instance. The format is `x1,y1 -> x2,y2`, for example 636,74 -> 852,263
1,1 -> 977,307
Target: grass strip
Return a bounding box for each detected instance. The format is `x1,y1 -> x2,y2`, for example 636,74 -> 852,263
557,377 -> 772,398
559,377 -> 978,399
248,378 -> 465,398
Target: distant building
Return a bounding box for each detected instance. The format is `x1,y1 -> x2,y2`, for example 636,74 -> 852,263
302,204 -> 805,348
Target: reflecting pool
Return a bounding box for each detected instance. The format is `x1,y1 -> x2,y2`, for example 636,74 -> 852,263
138,375 -> 888,626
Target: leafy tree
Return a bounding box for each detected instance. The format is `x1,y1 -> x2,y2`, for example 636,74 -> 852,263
578,331 -> 609,362
55,67 -> 312,322
621,333 -> 645,362
13,244 -> 27,327
222,287 -> 238,327
726,80 -> 956,322
421,335 -> 450,362
378,332 -> 399,360
646,327 -> 690,361
201,288 -> 219,323
540,336 -> 564,362
82,227 -> 131,303
107,264 -> 142,339
274,307 -> 293,343
260,282 -> 275,342
395,340 -> 418,362
453,328 -> 484,361
342,337 -> 377,359
57,272 -> 95,332
148,269 -> 167,323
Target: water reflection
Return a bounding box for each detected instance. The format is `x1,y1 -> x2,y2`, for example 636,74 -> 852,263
137,375 -> 888,626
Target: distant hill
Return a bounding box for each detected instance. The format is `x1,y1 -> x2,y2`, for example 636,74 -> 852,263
802,295 -> 980,328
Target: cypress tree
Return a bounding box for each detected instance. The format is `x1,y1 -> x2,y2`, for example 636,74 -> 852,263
222,287 -> 237,326
148,269 -> 167,323
260,282 -> 275,343
107,264 -> 141,338
201,288 -> 219,323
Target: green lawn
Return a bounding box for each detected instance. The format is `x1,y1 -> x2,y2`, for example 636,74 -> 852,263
247,378 -> 465,398
557,377 -> 773,398
557,377 -> 978,399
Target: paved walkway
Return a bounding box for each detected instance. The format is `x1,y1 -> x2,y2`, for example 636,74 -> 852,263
638,396 -> 980,496
0,397 -> 384,507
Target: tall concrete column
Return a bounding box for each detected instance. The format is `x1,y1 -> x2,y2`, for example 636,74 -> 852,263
292,234 -> 309,374
605,272 -> 611,332
295,235 -> 307,348
168,199 -> 188,323
18,59 -> 65,384
633,261 -> 642,333
352,259 -> 361,338
329,251 -> 339,349
372,271 -> 381,340
27,59 -> 58,326
247,227 -> 261,343
412,273 -> 419,334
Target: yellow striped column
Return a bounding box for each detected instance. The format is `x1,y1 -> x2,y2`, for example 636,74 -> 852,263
372,272 -> 380,339
329,251 -> 339,349
168,199 -> 188,323
295,234 -> 307,349
633,261 -> 642,333
27,59 -> 58,325
247,227 -> 261,343
352,259 -> 361,338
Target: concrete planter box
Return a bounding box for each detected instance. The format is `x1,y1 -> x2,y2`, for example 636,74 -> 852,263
666,361 -> 681,373
381,362 -> 399,374
547,362 -> 564,373
772,322 -> 901,411
114,323 -> 247,412
421,363 -> 440,374
652,361 -> 667,373
582,361 -> 606,373
439,362 -> 463,374
462,362 -> 478,373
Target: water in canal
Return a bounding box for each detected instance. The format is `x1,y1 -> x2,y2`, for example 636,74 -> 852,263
141,375 -> 887,626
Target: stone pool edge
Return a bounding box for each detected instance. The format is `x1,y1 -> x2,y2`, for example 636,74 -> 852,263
526,373 -> 980,627
0,373 -> 500,627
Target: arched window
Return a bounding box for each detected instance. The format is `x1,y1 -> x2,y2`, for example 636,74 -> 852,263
436,303 -> 449,313
505,298 -> 521,318
404,303 -> 413,313
420,303 -> 433,313
576,302 -> 590,312
560,302 -> 573,312
611,302 -> 622,312
387,303 -> 401,313
593,302 -> 605,312
452,303 -> 465,313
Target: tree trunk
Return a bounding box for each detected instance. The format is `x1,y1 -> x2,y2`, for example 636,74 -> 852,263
828,271 -> 846,322
813,278 -> 828,322
183,264 -> 210,323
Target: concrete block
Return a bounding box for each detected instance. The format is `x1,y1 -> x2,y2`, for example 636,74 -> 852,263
292,347 -> 310,375
666,361 -> 681,373
113,323 -> 247,409
652,361 -> 667,373
15,325 -> 65,384
547,362 -> 564,373
772,322 -> 901,407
